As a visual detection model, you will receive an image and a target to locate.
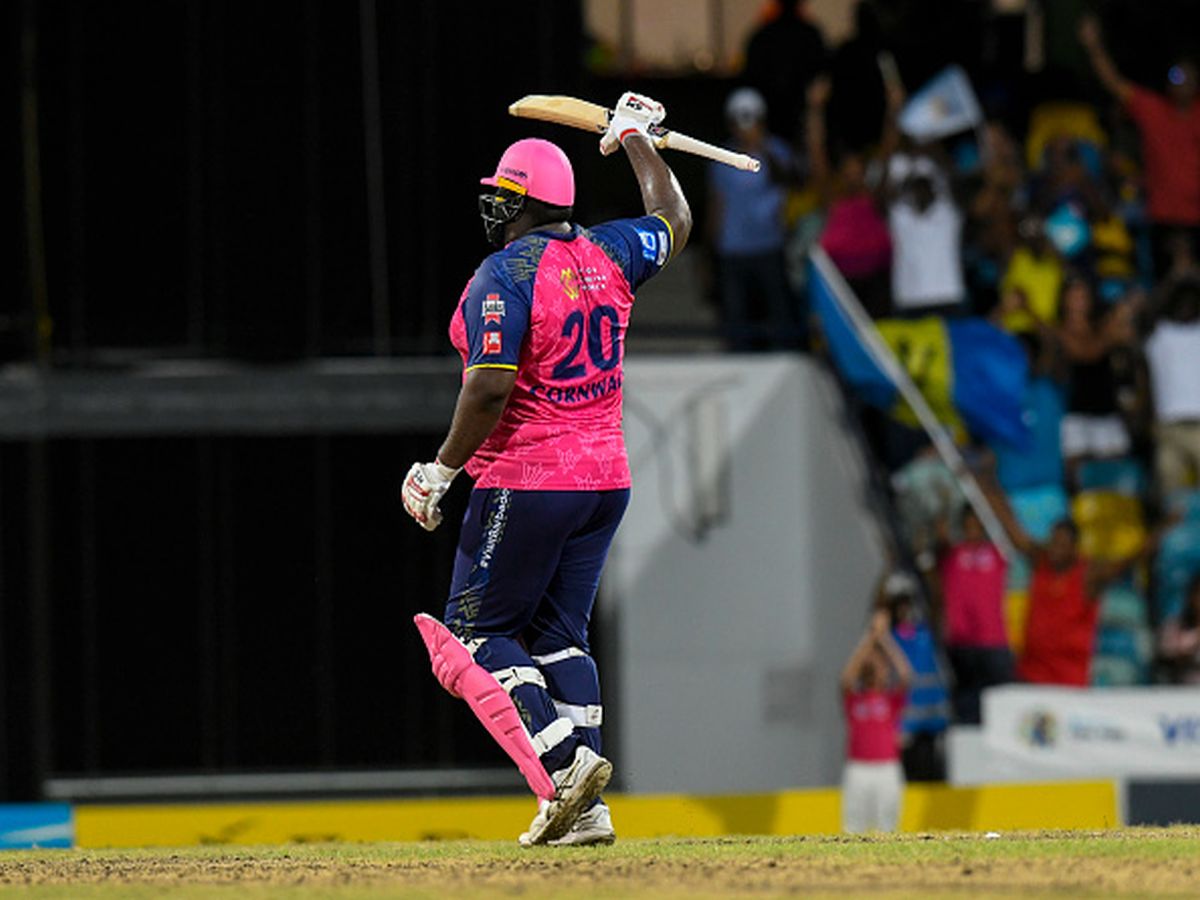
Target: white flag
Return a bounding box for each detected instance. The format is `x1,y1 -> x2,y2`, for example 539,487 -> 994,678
898,65 -> 983,142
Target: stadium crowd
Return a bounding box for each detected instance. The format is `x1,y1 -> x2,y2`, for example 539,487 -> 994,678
714,1 -> 1200,787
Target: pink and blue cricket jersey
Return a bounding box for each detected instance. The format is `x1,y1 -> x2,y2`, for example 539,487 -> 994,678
449,215 -> 673,490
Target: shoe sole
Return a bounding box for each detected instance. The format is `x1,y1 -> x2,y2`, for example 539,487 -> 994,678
549,830 -> 616,847
528,758 -> 613,845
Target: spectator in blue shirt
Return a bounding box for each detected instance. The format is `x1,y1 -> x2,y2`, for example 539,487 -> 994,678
708,87 -> 803,350
876,572 -> 949,782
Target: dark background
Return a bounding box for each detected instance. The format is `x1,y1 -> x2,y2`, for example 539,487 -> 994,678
6,0 -> 1200,801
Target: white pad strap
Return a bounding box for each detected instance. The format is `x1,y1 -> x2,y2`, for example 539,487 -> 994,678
553,700 -> 603,728
529,716 -> 575,756
531,647 -> 587,666
492,665 -> 547,694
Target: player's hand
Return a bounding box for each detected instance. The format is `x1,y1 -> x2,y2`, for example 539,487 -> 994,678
600,91 -> 665,156
402,460 -> 461,531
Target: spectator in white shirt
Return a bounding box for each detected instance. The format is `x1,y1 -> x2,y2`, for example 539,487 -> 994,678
880,150 -> 965,317
1145,277 -> 1200,495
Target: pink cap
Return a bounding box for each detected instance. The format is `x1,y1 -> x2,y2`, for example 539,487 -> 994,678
481,138 -> 575,207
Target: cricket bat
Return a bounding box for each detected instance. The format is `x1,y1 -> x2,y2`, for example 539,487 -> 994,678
509,95 -> 761,173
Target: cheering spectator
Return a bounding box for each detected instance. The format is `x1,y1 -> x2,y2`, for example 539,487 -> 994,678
709,88 -> 802,350
968,122 -> 1026,296
934,506 -> 1014,724
878,574 -> 948,782
1055,275 -> 1135,480
987,487 -> 1151,687
839,613 -> 912,833
1144,275 -> 1200,495
879,139 -> 967,318
743,0 -> 827,143
1080,15 -> 1200,275
998,218 -> 1064,336
1159,574 -> 1200,684
808,75 -> 893,317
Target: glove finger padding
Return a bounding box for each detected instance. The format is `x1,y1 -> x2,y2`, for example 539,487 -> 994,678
600,90 -> 667,155
617,91 -> 665,124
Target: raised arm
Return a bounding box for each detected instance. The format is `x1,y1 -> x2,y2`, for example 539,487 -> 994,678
623,136 -> 692,258
876,625 -> 914,690
980,475 -> 1041,559
599,92 -> 692,259
805,76 -> 833,201
839,629 -> 878,693
1079,15 -> 1133,104
1087,518 -> 1173,597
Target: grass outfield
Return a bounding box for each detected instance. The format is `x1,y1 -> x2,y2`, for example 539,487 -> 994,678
0,828 -> 1198,898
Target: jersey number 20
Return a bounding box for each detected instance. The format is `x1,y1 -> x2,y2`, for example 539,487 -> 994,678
551,305 -> 621,381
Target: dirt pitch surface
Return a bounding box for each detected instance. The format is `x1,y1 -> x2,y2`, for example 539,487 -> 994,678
1,828 -> 1198,899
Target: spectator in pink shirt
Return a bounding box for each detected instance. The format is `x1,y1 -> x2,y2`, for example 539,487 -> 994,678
840,613 -> 913,833
935,507 -> 1014,724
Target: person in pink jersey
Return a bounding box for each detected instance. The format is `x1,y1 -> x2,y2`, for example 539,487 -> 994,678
935,506 -> 1014,725
402,92 -> 691,847
840,611 -> 913,833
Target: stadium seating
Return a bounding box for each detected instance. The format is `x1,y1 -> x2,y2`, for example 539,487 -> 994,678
1024,102 -> 1107,169
1155,521 -> 1200,621
1009,483 -> 1070,539
1071,490 -> 1146,563
1076,458 -> 1148,497
1005,589 -> 1029,655
1091,583 -> 1153,686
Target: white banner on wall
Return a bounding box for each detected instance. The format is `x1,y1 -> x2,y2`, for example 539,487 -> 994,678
978,685 -> 1200,780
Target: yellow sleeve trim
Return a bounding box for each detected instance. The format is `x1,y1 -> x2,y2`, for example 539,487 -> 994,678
465,363 -> 518,372
652,213 -> 675,260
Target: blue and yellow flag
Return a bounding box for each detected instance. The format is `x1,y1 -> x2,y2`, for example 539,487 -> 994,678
810,259 -> 1030,450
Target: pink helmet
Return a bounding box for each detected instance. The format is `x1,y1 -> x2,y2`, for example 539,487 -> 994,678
481,138 -> 575,207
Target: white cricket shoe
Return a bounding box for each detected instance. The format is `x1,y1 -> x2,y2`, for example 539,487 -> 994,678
519,745 -> 612,846
549,802 -> 616,846
519,801 -> 616,848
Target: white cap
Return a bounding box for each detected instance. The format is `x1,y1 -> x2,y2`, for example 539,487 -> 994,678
884,571 -> 918,598
725,87 -> 767,129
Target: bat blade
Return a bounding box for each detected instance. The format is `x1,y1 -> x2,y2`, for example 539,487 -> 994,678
508,94 -> 761,172
508,95 -> 610,134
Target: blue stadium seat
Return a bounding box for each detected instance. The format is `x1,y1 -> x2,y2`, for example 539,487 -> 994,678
1009,484 -> 1070,540
1091,653 -> 1144,687
1154,522 -> 1200,621
1006,552 -> 1031,592
1099,583 -> 1148,630
1077,457 -> 1148,497
1168,489 -> 1200,523
1092,622 -> 1151,686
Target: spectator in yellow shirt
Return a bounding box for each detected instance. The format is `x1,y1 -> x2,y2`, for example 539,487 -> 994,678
1000,217 -> 1063,334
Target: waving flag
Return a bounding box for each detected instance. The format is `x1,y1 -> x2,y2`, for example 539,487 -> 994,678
898,65 -> 983,143
811,257 -> 1030,450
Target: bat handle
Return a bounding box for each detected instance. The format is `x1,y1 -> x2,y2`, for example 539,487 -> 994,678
654,130 -> 761,172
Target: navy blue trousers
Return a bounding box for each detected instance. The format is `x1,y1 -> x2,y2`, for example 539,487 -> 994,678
444,487 -> 629,774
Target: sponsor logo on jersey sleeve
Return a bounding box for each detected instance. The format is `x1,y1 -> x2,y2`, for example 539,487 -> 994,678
482,293 -> 505,325
483,331 -> 503,355
656,230 -> 668,266
636,229 -> 658,262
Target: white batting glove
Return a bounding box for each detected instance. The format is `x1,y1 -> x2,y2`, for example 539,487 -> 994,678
600,91 -> 665,156
402,459 -> 461,531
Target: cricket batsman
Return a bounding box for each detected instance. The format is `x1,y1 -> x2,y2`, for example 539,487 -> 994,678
402,92 -> 691,846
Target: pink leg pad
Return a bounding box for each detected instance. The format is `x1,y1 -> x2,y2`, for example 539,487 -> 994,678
414,613 -> 556,801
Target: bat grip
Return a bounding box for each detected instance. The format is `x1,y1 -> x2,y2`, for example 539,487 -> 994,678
654,130 -> 761,172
